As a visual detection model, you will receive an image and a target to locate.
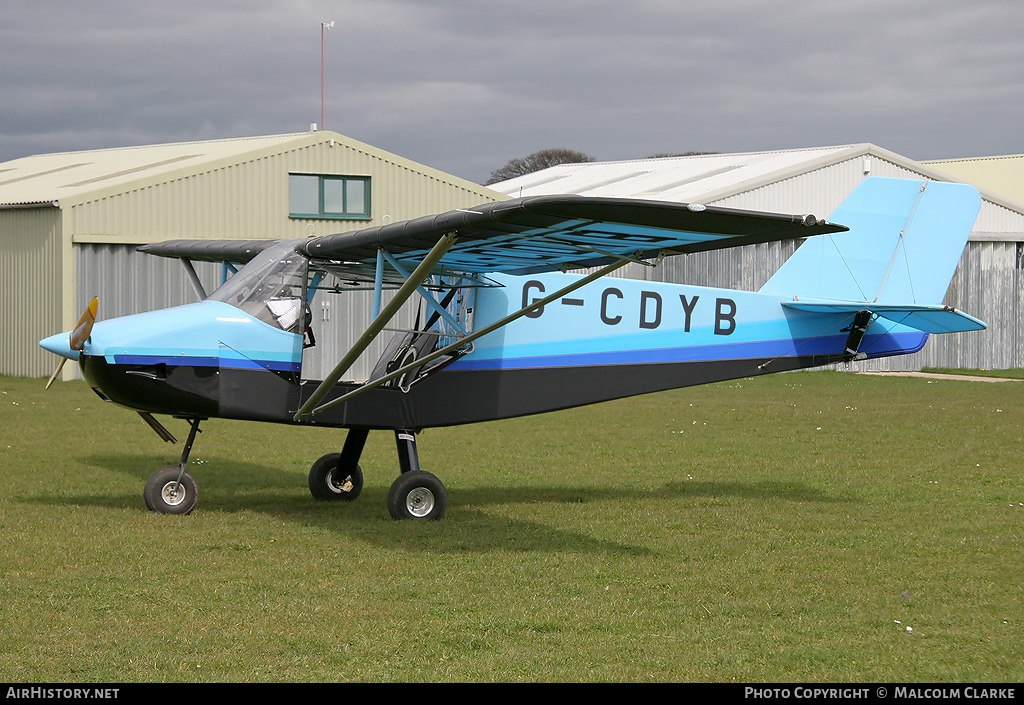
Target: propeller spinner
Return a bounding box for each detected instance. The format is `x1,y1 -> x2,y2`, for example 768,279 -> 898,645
42,297 -> 98,389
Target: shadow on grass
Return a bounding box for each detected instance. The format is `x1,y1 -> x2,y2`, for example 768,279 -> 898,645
19,452 -> 856,555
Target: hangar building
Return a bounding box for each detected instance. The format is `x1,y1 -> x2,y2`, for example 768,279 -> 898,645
0,132 -> 506,380
924,154 -> 1024,205
490,144 -> 1024,371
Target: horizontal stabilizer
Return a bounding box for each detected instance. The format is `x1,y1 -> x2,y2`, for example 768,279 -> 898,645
782,300 -> 987,334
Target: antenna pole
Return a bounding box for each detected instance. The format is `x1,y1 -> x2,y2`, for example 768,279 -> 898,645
321,21 -> 333,130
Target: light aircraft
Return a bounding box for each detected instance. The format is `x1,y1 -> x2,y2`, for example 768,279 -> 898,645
39,177 -> 984,520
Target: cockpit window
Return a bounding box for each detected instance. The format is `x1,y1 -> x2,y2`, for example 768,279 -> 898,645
208,240 -> 308,333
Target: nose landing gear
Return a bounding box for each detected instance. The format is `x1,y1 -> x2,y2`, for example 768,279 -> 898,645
143,418 -> 203,515
144,465 -> 198,514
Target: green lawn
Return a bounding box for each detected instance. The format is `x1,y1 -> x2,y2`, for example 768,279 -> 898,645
1,371 -> 1020,682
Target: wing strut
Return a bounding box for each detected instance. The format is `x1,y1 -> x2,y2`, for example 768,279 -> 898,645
181,259 -> 207,300
380,249 -> 467,336
295,256 -> 633,420
294,233 -> 457,422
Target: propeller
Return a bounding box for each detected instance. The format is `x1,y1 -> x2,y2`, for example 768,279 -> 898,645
44,297 -> 98,389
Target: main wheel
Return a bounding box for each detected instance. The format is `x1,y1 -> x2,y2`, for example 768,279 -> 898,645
144,465 -> 198,515
308,453 -> 363,501
387,470 -> 447,521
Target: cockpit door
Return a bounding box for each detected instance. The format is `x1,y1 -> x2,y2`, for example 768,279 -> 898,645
205,240 -> 308,419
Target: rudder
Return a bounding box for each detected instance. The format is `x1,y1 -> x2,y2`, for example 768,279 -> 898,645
760,177 -> 981,306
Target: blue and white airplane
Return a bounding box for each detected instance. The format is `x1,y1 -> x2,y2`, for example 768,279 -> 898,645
39,177 -> 985,520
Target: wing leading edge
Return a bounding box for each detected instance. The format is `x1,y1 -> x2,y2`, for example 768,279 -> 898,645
138,239 -> 278,264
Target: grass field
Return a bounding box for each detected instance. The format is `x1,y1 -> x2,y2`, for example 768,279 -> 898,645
1,371 -> 1021,682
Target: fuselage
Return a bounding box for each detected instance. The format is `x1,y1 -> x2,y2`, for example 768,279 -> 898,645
54,266 -> 926,431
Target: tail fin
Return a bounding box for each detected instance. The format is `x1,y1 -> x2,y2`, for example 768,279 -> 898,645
760,177 -> 985,333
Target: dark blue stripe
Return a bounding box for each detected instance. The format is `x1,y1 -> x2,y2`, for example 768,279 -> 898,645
448,332 -> 926,371
111,354 -> 301,373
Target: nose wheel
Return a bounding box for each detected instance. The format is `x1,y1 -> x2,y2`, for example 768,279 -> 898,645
144,465 -> 198,515
144,418 -> 202,515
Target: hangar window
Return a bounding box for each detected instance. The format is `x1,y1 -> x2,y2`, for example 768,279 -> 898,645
289,174 -> 371,220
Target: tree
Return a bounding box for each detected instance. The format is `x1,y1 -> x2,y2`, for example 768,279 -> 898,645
646,151 -> 720,158
485,148 -> 595,185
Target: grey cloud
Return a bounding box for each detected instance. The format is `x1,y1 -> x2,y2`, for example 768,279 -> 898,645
2,0 -> 1022,183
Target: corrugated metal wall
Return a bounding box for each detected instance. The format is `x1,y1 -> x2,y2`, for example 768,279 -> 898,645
907,242 -> 1024,370
76,244 -> 219,318
1,207 -> 62,377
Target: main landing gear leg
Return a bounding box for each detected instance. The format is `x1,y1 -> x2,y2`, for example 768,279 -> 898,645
308,428 -> 367,501
387,429 -> 447,521
144,418 -> 202,515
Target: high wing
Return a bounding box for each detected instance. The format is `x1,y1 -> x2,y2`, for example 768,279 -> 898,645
298,195 -> 844,276
139,195 -> 845,275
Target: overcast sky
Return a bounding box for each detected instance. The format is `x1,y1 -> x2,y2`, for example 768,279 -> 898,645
2,0 -> 1022,185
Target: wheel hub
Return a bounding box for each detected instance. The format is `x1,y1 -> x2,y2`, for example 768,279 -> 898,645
406,487 -> 435,517
160,481 -> 186,506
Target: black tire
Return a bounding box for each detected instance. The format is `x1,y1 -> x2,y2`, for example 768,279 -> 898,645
308,453 -> 363,502
144,465 -> 198,515
387,470 -> 446,521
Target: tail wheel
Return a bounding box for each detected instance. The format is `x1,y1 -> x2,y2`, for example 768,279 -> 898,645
308,452 -> 363,502
144,465 -> 198,515
387,470 -> 447,521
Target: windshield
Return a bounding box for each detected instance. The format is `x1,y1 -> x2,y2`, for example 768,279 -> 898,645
208,240 -> 308,333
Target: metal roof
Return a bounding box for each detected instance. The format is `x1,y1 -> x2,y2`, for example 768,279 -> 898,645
0,133 -> 366,208
488,144 -> 1024,244
489,145 -> 863,201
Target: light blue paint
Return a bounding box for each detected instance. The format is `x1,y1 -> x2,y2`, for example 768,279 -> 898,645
39,332 -> 80,361
453,270 -> 929,371
82,300 -> 303,373
783,301 -> 986,334
761,178 -> 982,305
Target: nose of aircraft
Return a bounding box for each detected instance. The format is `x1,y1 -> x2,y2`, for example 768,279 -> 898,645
39,297 -> 98,389
39,331 -> 81,361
